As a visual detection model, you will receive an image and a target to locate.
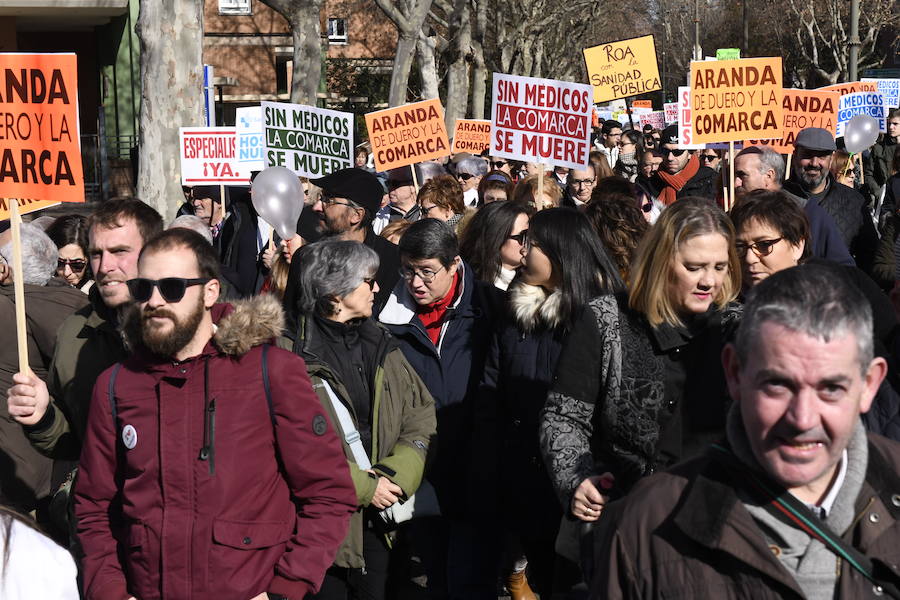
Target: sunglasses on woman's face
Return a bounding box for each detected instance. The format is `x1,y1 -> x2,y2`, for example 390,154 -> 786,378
457,173 -> 475,181
700,154 -> 718,162
126,277 -> 211,303
58,258 -> 87,272
508,229 -> 528,245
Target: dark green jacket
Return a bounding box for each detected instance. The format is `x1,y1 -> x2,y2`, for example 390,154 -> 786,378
283,315 -> 436,568
23,286 -> 127,461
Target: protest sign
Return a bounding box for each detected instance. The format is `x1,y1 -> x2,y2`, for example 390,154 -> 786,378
263,101 -> 353,177
235,106 -> 264,172
0,53 -> 84,218
664,102 -> 679,125
716,48 -> 740,61
179,127 -> 248,185
689,57 -> 783,144
862,78 -> 900,109
639,111 -> 666,131
632,100 -> 653,109
365,99 -> 449,171
747,89 -> 839,153
817,81 -> 878,96
583,35 -> 661,103
677,86 -> 704,149
451,119 -> 491,154
491,73 -> 593,170
836,91 -> 887,137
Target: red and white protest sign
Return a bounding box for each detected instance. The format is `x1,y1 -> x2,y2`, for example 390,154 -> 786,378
179,127 -> 248,185
664,102 -> 679,125
677,86 -> 704,149
639,111 -> 666,131
491,73 -> 592,169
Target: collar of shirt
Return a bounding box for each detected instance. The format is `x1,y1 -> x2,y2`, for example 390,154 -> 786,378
803,448 -> 848,519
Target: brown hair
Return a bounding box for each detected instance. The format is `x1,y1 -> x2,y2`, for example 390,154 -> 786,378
139,228 -> 221,280
87,197 -> 163,247
380,220 -> 413,243
589,151 -> 614,179
583,193 -> 648,283
511,175 -> 562,210
729,189 -> 811,262
417,175 -> 465,214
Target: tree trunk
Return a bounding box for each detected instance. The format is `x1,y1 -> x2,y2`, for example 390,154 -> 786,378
136,0 -> 204,221
375,0 -> 435,107
417,31 -> 440,100
444,0 -> 471,129
288,5 -> 324,105
390,33 -> 418,106
470,0 -> 487,119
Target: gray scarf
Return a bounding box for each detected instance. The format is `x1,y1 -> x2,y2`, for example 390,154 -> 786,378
726,406 -> 868,599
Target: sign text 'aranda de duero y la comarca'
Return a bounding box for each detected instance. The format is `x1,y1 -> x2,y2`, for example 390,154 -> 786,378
689,57 -> 784,144
263,101 -> 353,177
451,119 -> 491,154
491,73 -> 592,170
365,98 -> 450,171
747,89 -> 840,153
0,53 -> 85,217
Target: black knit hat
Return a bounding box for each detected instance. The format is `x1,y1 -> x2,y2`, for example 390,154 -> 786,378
661,125 -> 679,146
310,168 -> 383,214
191,185 -> 223,203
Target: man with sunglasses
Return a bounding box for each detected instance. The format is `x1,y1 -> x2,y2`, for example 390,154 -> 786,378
74,227 -> 355,600
9,199 -> 163,536
647,125 -> 717,205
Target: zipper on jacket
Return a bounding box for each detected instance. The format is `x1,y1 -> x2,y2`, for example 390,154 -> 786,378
198,359 -> 216,476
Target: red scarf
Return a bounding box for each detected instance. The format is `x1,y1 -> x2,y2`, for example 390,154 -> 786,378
417,271 -> 460,347
658,154 -> 701,206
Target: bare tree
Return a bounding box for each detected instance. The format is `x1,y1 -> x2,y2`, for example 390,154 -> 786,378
376,0 -> 436,105
136,0 -> 204,220
258,0 -> 325,105
470,0 -> 488,118
417,28 -> 441,99
444,0 -> 473,128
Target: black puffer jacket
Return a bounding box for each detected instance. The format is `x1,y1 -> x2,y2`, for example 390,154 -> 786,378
646,165 -> 718,202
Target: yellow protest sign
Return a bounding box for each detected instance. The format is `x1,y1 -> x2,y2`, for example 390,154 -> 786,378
689,57 -> 783,144
365,99 -> 450,171
0,198 -> 59,221
583,35 -> 661,103
747,89 -> 839,153
451,119 -> 491,154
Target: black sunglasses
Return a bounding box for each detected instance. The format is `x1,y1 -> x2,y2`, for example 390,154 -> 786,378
457,172 -> 475,181
700,154 -> 718,162
490,160 -> 507,168
127,277 -> 211,303
660,148 -> 687,157
58,258 -> 87,272
508,229 -> 528,245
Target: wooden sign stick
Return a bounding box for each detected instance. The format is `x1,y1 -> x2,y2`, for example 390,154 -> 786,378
538,165 -> 545,210
10,199 -> 30,375
728,141 -> 736,212
785,154 -> 792,181
411,163 -> 420,196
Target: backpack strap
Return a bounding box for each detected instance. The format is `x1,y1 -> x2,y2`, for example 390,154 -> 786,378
262,344 -> 275,427
108,363 -> 123,428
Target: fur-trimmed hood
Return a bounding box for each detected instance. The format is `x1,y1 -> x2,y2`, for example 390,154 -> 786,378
508,280 -> 565,333
121,294 -> 285,357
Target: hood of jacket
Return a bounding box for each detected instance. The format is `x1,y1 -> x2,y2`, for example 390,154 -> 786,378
508,280 -> 565,333
121,293 -> 284,358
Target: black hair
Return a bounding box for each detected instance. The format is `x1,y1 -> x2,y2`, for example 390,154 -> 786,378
527,208 -> 622,329
139,228 -> 222,280
459,201 -> 532,284
602,120 -> 622,135
399,218 -> 459,268
45,214 -> 92,286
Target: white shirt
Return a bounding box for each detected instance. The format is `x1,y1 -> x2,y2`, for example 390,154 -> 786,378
463,188 -> 479,208
0,519 -> 79,599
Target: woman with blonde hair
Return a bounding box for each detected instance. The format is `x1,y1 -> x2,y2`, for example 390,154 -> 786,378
511,175 -> 562,210
540,197 -> 741,569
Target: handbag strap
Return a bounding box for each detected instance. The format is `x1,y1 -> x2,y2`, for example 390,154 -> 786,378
709,443 -> 900,598
320,378 -> 372,471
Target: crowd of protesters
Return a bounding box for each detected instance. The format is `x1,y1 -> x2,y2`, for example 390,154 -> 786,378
0,107 -> 899,600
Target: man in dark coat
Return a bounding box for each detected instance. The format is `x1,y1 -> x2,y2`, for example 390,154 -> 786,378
789,127 -> 879,273
591,264 -> 900,599
864,109 -> 899,206
646,125 -> 717,204
73,228 -> 355,600
282,168 -> 400,324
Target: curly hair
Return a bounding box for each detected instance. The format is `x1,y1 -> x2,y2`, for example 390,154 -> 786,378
417,174 -> 465,214
583,193 -> 649,283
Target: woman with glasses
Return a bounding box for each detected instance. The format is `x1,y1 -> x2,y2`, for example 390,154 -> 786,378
45,215 -> 93,293
613,131 -> 644,182
540,198 -> 742,570
699,148 -> 723,172
459,201 -> 532,290
285,239 -> 436,600
417,174 -> 468,231
477,208 -> 621,599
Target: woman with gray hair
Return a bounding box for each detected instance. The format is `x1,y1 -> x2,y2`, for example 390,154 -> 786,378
0,223 -> 59,286
286,239 -> 436,600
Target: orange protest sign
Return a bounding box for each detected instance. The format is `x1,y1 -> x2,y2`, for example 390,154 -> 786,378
817,81 -> 878,96
583,35 -> 661,104
365,99 -> 450,171
451,119 -> 491,154
0,198 -> 59,221
632,100 -> 653,109
689,57 -> 783,144
0,53 -> 84,211
747,89 -> 839,153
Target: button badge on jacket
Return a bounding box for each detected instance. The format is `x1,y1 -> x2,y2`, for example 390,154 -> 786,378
122,424 -> 138,450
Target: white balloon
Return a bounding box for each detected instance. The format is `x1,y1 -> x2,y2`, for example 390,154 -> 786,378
844,114 -> 880,154
251,167 -> 304,240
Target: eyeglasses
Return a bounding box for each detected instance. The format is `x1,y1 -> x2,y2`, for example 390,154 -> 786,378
399,266 -> 445,283
660,148 -> 687,157
58,258 -> 87,272
490,161 -> 507,169
362,277 -> 376,290
320,196 -> 356,209
570,178 -> 595,187
700,154 -> 718,162
126,277 -> 211,303
508,229 -> 528,245
735,238 -> 783,258
456,173 -> 475,181
420,204 -> 441,216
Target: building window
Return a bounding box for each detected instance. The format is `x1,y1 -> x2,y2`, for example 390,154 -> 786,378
327,18 -> 347,45
219,0 -> 251,15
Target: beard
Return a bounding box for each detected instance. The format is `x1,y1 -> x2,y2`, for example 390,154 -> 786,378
140,294 -> 206,357
798,165 -> 828,190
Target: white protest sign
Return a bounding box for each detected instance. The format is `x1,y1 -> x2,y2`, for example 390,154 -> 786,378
491,73 -> 593,170
179,127 -> 248,185
262,101 -> 354,178
235,106 -> 264,172
836,91 -> 887,137
862,78 -> 900,109
677,86 -> 704,149
664,102 -> 679,125
639,111 -> 666,131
